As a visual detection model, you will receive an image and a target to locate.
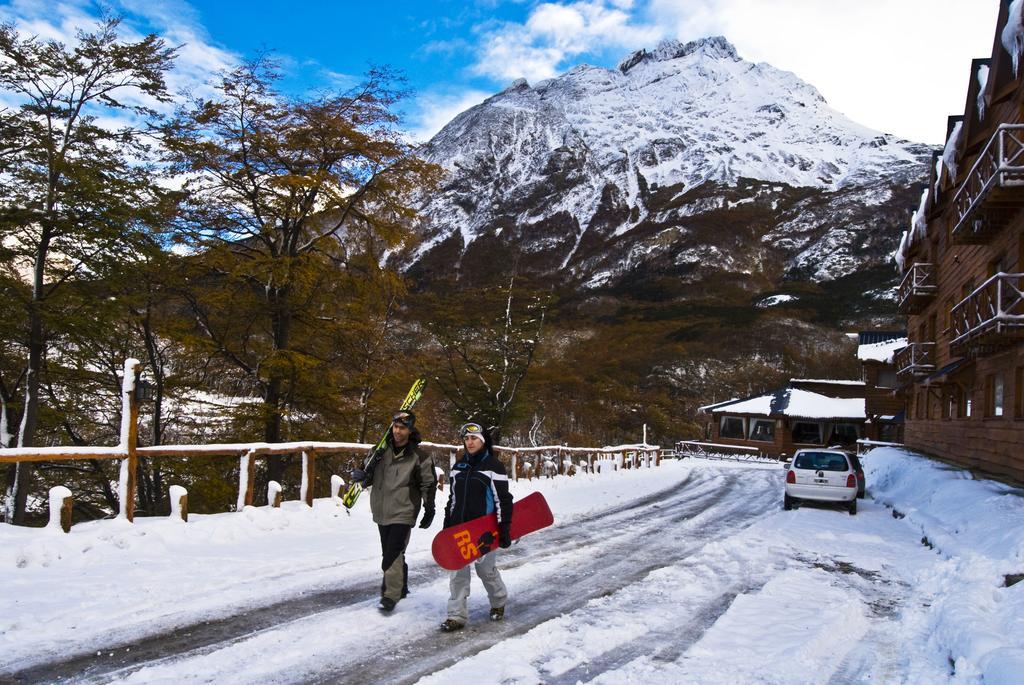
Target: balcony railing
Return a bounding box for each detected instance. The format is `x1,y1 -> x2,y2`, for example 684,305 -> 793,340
894,342 -> 936,381
951,125 -> 1024,242
950,272 -> 1024,355
897,263 -> 937,314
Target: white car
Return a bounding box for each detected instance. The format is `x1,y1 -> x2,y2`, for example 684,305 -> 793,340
784,448 -> 858,515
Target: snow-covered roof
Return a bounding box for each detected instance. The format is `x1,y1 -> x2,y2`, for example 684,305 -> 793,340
857,337 -> 907,363
790,378 -> 865,386
704,388 -> 865,421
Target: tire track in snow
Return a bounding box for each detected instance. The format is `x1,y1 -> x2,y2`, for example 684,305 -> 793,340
307,468 -> 782,685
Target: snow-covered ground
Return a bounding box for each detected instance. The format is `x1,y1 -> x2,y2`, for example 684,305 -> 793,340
1,447 -> 1022,684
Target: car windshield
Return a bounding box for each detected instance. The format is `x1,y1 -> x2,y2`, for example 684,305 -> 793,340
794,452 -> 849,471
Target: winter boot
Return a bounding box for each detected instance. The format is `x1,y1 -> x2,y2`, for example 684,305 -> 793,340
378,597 -> 396,612
440,618 -> 464,632
489,606 -> 505,621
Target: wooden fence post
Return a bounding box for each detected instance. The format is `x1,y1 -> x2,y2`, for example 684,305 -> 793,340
238,449 -> 256,510
268,480 -> 282,508
169,485 -> 188,522
118,359 -> 141,522
48,486 -> 73,533
301,451 -> 315,507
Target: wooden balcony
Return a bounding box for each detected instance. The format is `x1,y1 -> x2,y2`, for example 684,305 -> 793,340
894,342 -> 936,382
951,124 -> 1024,244
950,273 -> 1024,356
897,263 -> 937,314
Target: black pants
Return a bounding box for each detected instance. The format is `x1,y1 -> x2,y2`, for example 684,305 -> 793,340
378,523 -> 411,600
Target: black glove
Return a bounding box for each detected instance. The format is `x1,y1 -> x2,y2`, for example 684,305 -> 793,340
350,468 -> 366,484
499,523 -> 512,548
419,506 -> 435,529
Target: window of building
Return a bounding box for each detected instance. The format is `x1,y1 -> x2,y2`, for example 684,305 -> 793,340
965,388 -> 973,418
943,386 -> 957,419
1015,366 -> 1023,418
876,368 -> 897,389
961,277 -> 975,302
985,374 -> 1005,417
720,416 -> 745,439
792,422 -> 823,444
994,375 -> 1004,417
748,419 -> 775,442
830,423 -> 859,445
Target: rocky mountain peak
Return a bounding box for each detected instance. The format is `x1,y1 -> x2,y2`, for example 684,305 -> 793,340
618,36 -> 740,73
411,37 -> 933,300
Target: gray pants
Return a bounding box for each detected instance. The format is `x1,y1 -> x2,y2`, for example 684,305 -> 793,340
446,550 -> 507,622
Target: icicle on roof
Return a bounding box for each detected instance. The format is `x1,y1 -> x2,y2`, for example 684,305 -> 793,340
894,187 -> 930,273
976,64 -> 990,121
1002,0 -> 1024,76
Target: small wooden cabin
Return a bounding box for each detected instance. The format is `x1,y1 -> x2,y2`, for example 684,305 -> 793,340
701,379 -> 867,459
893,0 -> 1024,483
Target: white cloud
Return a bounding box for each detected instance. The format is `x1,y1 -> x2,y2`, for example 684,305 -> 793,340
471,0 -> 662,83
0,0 -> 239,109
406,88 -> 492,143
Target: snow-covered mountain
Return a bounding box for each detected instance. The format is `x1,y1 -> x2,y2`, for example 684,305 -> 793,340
410,36 -> 932,314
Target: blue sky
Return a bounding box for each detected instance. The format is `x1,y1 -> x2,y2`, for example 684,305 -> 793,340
0,0 -> 1002,143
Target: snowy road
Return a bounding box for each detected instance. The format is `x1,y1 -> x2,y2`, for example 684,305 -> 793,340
9,467 -> 777,683
4,454 -> 1023,684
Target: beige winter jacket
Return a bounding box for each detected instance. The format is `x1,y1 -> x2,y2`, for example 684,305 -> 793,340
368,441 -> 437,526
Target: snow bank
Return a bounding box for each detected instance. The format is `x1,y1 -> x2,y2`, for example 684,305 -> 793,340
866,447 -> 1024,683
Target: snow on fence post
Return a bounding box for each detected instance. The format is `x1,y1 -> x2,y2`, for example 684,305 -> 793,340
117,359 -> 141,522
301,451 -> 315,507
169,485 -> 188,522
237,449 -> 257,510
330,474 -> 344,505
48,486 -> 73,533
268,481 -> 282,508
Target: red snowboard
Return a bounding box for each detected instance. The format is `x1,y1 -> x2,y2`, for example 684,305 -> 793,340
431,492 -> 554,571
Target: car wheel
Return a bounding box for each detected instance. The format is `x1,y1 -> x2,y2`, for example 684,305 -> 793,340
784,494 -> 794,511
848,499 -> 857,515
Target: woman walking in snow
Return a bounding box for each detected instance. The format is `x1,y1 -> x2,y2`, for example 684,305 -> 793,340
439,422 -> 513,631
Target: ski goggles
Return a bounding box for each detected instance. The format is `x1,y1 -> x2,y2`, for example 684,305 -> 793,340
459,423 -> 485,440
392,413 -> 415,428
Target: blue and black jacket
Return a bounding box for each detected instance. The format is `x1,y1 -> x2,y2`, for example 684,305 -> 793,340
444,448 -> 513,531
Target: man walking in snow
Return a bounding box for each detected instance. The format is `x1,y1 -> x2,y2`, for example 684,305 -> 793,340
439,422 -> 513,632
351,410 -> 436,612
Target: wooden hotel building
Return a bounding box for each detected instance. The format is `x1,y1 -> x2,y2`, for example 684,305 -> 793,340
894,0 -> 1024,483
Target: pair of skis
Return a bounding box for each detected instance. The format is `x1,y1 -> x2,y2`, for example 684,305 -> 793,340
341,378 -> 427,513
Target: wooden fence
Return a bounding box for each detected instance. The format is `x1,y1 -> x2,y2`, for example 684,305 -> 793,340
1,360 -> 662,531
